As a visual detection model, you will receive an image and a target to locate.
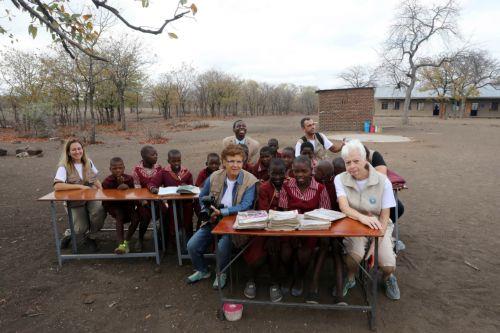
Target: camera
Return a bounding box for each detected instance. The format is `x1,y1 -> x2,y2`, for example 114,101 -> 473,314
199,195 -> 224,225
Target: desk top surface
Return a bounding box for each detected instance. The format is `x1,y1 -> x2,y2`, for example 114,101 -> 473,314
38,188 -> 198,201
212,215 -> 385,238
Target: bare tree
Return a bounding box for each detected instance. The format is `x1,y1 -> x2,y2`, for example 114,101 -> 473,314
103,36 -> 147,130
382,0 -> 460,125
338,65 -> 377,88
419,57 -> 454,118
450,50 -> 499,117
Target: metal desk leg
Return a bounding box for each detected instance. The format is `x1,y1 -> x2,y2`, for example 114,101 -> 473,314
150,201 -> 161,265
173,200 -> 183,266
159,201 -> 166,253
214,234 -> 224,319
50,201 -> 62,267
67,207 -> 77,254
369,237 -> 379,331
394,190 -> 400,254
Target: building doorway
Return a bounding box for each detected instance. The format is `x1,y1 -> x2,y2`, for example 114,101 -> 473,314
471,103 -> 478,117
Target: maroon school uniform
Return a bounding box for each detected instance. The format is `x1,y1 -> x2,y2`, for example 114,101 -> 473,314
243,162 -> 254,173
148,164 -> 194,240
102,174 -> 137,222
278,178 -> 330,249
324,181 -> 339,211
257,181 -> 280,211
244,180 -> 282,265
132,161 -> 162,188
195,167 -> 212,187
131,161 -> 165,224
252,161 -> 270,182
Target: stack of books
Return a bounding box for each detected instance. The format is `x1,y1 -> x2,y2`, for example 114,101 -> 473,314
266,210 -> 300,231
304,208 -> 346,222
298,215 -> 331,230
233,210 -> 269,230
298,208 -> 346,231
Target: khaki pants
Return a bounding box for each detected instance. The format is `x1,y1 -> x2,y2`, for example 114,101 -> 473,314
68,201 -> 106,239
343,222 -> 396,267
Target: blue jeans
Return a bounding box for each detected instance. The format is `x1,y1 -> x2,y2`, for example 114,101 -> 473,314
187,224 -> 232,274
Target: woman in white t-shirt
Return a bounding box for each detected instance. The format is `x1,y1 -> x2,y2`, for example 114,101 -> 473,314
334,139 -> 400,301
53,139 -> 106,251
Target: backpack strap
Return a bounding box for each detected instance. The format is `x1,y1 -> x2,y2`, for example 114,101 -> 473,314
315,133 -> 325,148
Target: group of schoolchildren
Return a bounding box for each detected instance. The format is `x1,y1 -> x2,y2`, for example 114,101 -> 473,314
100,136 -> 357,304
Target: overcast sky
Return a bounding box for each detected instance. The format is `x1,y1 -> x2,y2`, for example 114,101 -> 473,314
1,0 -> 499,89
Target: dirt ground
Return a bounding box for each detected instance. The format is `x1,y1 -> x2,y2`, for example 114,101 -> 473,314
0,115 -> 499,332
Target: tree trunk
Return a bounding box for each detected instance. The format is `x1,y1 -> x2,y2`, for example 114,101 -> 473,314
89,85 -> 96,144
120,90 -> 126,131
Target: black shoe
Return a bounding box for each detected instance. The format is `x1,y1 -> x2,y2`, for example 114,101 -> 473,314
84,238 -> 99,252
60,235 -> 71,249
305,290 -> 320,304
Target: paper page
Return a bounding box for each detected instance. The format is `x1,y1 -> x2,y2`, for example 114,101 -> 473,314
158,186 -> 178,195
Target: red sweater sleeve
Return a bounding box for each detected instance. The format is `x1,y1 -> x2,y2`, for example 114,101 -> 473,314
195,170 -> 206,187
147,169 -> 164,191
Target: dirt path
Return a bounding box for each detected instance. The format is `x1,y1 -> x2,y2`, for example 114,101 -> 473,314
0,115 -> 499,332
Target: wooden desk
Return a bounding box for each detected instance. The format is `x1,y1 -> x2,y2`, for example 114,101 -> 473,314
212,215 -> 385,238
39,189 -> 198,266
211,215 -> 384,331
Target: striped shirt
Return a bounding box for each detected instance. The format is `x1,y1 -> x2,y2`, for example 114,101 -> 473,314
278,178 -> 330,210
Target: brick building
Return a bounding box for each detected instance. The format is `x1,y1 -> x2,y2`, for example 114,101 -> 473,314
317,87 -> 374,131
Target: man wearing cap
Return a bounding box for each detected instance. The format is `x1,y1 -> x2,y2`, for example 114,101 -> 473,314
222,120 -> 260,162
295,117 -> 343,160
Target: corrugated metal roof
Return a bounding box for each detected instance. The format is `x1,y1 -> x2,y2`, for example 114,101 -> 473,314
374,85 -> 500,99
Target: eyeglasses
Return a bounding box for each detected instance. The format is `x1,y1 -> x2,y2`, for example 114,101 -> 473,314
226,160 -> 243,165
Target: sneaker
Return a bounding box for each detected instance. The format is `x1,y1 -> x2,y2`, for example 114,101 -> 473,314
384,275 -> 400,300
291,278 -> 304,297
60,235 -> 71,249
212,273 -> 227,290
134,239 -> 144,253
342,278 -> 356,297
186,270 -> 211,284
269,284 -> 283,303
114,241 -> 130,254
84,237 -> 99,253
244,281 -> 256,299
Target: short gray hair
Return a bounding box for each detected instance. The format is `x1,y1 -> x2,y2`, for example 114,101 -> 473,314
341,139 -> 366,161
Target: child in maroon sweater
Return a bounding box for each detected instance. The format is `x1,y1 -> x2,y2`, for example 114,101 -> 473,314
102,157 -> 139,254
268,138 -> 281,158
243,158 -> 287,302
281,147 -> 295,178
131,146 -> 164,252
278,156 -> 330,297
195,153 -> 221,187
240,144 -> 254,172
305,160 -> 344,304
148,149 -> 195,243
252,146 -> 272,182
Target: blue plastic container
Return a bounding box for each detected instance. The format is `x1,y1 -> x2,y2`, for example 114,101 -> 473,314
363,120 -> 371,133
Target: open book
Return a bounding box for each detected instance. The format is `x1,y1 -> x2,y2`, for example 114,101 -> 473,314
158,185 -> 200,196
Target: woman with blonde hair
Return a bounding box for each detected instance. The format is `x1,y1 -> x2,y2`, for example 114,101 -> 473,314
53,138 -> 106,251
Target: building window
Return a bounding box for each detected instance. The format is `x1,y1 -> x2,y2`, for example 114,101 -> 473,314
417,102 -> 424,111
381,102 -> 388,110
491,102 -> 498,111
394,101 -> 400,110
